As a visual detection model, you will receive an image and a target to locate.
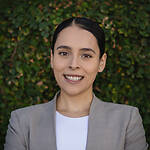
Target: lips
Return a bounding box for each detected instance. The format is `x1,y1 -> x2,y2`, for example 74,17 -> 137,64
63,74 -> 84,81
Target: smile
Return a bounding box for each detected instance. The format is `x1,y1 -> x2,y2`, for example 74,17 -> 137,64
64,74 -> 84,81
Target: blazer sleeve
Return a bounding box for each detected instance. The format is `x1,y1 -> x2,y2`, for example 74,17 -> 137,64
125,107 -> 148,150
4,111 -> 27,150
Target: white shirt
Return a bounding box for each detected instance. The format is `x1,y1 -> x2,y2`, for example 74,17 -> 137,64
56,111 -> 89,150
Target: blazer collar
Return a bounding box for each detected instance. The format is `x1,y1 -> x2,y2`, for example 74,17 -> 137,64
46,91 -> 105,150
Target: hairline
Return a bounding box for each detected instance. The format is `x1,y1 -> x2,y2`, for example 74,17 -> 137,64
51,18 -> 103,59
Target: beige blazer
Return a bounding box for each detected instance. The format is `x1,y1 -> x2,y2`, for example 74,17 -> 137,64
4,92 -> 148,150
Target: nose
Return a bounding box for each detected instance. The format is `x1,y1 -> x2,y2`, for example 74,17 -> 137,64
69,55 -> 80,70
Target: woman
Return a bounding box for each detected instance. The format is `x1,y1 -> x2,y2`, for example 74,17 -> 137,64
4,17 -> 148,150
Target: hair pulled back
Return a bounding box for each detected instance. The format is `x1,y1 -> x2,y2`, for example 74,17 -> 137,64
51,17 -> 105,58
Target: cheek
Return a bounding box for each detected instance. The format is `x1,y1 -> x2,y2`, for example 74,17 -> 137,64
84,62 -> 99,75
53,59 -> 67,71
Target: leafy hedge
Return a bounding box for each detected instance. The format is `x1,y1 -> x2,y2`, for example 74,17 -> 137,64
0,0 -> 150,149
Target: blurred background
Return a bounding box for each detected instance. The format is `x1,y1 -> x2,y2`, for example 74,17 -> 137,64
0,0 -> 150,149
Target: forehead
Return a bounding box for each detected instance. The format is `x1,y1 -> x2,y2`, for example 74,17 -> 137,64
54,26 -> 99,52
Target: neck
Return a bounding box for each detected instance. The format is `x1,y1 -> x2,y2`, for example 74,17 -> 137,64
56,89 -> 93,117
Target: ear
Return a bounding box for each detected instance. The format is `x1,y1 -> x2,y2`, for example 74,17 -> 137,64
50,50 -> 54,69
98,53 -> 107,72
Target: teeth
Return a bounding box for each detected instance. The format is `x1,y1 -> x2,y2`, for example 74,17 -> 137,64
65,75 -> 82,81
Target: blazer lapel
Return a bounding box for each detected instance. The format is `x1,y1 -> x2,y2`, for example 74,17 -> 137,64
86,94 -> 106,150
31,94 -> 58,150
45,93 -> 58,150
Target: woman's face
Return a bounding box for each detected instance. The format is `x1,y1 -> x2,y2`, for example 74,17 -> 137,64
51,25 -> 106,96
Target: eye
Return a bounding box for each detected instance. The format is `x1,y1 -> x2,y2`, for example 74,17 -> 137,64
81,54 -> 92,58
58,51 -> 69,56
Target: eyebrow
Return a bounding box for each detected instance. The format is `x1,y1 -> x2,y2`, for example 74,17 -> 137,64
56,45 -> 96,54
80,48 -> 96,54
56,45 -> 71,50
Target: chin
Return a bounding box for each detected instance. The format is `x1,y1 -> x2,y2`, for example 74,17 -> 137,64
60,86 -> 92,97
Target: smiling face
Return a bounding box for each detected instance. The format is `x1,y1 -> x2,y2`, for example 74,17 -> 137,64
51,25 -> 107,96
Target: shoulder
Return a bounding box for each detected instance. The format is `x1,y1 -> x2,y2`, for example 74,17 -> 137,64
102,100 -> 138,115
93,95 -> 140,123
10,99 -> 55,123
13,99 -> 54,113
94,95 -> 138,113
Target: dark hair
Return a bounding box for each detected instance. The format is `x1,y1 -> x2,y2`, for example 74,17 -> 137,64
51,17 -> 105,58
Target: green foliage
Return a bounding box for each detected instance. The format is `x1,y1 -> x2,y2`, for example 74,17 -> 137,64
0,0 -> 150,149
